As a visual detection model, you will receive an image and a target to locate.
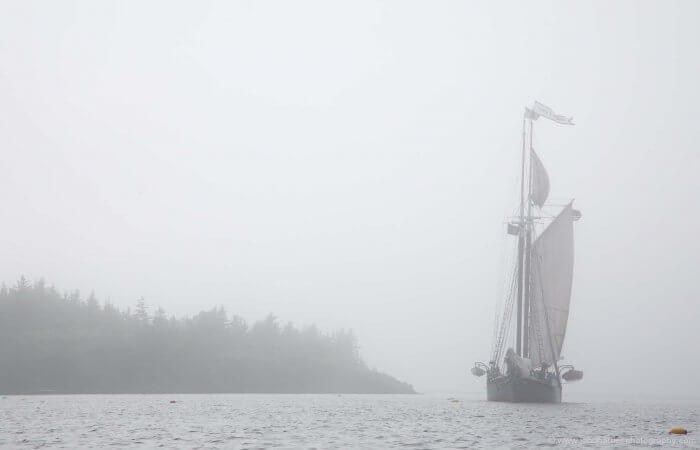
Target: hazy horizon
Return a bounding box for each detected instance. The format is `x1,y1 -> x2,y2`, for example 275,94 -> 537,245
1,1 -> 699,398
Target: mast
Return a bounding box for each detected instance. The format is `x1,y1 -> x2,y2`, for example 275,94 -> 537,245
512,102 -> 574,366
522,119 -> 534,358
515,115 -> 527,356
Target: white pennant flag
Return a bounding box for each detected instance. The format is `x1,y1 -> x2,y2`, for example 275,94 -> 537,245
525,101 -> 574,125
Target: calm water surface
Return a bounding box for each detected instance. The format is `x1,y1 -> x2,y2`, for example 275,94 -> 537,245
0,394 -> 697,449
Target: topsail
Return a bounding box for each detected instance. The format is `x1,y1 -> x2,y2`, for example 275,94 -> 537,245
530,149 -> 550,207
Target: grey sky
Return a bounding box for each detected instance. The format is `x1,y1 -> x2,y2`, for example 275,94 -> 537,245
1,1 -> 698,396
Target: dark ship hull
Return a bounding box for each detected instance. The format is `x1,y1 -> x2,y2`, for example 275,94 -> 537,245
487,376 -> 561,403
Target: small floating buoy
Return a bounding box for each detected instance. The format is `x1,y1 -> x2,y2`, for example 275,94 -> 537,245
169,400 -> 177,404
669,427 -> 688,435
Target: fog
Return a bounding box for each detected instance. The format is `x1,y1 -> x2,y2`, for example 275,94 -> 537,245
1,1 -> 698,397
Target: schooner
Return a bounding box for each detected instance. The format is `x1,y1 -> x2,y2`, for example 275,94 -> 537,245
472,102 -> 583,403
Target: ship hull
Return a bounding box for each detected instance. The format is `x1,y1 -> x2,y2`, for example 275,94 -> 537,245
487,376 -> 561,403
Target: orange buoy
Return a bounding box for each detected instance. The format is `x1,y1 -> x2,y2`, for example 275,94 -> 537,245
669,427 -> 688,435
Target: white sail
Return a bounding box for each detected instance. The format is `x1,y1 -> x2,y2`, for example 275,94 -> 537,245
527,204 -> 575,367
530,149 -> 550,207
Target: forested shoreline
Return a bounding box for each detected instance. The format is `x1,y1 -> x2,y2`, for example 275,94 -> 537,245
0,277 -> 415,394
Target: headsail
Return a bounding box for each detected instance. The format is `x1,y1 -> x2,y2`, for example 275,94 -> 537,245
530,149 -> 550,208
527,203 -> 576,367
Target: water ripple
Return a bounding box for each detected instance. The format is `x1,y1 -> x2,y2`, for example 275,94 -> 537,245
0,395 -> 698,449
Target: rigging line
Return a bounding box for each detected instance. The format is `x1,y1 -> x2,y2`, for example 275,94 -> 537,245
492,285 -> 509,361
534,263 -> 552,363
494,217 -> 518,321
499,262 -> 517,347
491,237 -> 515,350
535,261 -> 563,386
492,260 -> 518,366
530,261 -> 546,364
500,274 -> 516,360
493,244 -> 517,336
491,285 -> 509,362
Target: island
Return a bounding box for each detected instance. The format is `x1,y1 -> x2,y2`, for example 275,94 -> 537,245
0,277 -> 415,395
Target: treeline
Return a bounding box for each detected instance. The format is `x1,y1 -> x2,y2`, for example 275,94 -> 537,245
0,277 -> 414,394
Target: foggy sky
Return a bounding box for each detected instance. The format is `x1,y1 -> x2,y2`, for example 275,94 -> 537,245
1,1 -> 699,397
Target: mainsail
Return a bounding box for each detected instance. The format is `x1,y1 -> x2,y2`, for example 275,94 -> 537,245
527,204 -> 576,367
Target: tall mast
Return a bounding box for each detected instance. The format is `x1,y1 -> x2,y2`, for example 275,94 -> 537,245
522,119 -> 534,358
515,115 -> 527,356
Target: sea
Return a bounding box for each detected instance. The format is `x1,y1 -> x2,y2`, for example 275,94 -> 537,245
1,394 -> 697,449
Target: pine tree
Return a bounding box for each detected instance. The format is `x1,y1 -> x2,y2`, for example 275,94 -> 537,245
134,297 -> 148,322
